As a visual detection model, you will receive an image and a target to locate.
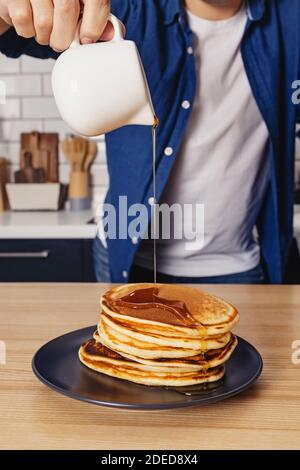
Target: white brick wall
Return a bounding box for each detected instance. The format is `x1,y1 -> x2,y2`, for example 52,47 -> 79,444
3,75 -> 41,96
0,54 -> 108,210
0,53 -> 299,212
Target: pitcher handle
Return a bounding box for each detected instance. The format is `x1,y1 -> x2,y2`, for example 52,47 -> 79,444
70,13 -> 124,49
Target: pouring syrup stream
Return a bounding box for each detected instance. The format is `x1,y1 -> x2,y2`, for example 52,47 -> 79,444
152,116 -> 159,284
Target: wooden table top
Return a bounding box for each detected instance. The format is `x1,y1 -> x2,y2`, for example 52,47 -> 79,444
0,283 -> 300,450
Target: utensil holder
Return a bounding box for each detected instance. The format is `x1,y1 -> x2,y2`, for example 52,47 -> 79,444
6,183 -> 61,211
69,171 -> 91,211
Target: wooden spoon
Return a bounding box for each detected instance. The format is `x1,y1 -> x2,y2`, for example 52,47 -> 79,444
62,136 -> 87,172
61,137 -> 75,168
72,137 -> 88,171
84,141 -> 98,171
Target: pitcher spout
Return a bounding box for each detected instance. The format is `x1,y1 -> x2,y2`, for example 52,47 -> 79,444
127,102 -> 157,127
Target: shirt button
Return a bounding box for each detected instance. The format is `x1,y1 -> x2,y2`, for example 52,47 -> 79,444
182,100 -> 191,110
131,236 -> 138,245
148,197 -> 156,206
187,46 -> 193,55
164,147 -> 174,157
122,270 -> 128,279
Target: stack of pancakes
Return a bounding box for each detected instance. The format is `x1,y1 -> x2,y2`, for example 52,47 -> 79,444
79,283 -> 239,387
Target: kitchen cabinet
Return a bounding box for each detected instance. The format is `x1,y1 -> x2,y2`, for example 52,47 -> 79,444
0,239 -> 96,282
0,209 -> 98,282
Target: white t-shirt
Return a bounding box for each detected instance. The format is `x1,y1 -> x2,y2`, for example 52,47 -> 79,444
135,5 -> 270,277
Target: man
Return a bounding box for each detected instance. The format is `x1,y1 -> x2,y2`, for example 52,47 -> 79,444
0,0 -> 299,284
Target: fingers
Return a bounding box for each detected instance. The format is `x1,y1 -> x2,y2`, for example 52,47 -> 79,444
0,3 -> 13,26
50,0 -> 80,52
30,0 -> 53,45
4,0 -> 121,48
7,0 -> 35,38
80,0 -> 110,44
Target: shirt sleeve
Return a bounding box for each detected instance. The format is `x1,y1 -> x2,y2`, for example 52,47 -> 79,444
0,27 -> 59,59
0,0 -> 137,60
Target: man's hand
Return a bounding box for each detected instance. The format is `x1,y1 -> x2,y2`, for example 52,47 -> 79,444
0,0 -> 115,51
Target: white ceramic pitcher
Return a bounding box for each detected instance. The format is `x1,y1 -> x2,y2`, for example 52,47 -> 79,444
52,14 -> 156,137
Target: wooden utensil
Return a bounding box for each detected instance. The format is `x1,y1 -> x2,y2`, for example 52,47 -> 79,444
83,141 -> 98,171
38,148 -> 50,179
61,136 -> 91,210
61,136 -> 88,172
68,172 -> 89,199
20,132 -> 59,182
41,133 -> 59,182
29,132 -> 50,180
72,137 -> 88,171
61,137 -> 74,167
15,151 -> 46,183
0,157 -> 9,211
20,131 -> 42,176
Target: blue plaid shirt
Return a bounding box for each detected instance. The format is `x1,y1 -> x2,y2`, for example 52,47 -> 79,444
0,0 -> 299,283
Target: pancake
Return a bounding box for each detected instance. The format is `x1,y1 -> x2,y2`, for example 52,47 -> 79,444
79,340 -> 225,386
98,321 -> 210,359
101,283 -> 239,337
78,283 -> 239,387
100,312 -> 231,350
81,338 -> 202,373
93,330 -> 238,371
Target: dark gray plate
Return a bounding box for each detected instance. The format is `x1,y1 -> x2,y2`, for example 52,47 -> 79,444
32,326 -> 263,410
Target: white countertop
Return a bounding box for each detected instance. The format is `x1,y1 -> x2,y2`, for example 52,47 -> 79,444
0,210 -> 99,239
